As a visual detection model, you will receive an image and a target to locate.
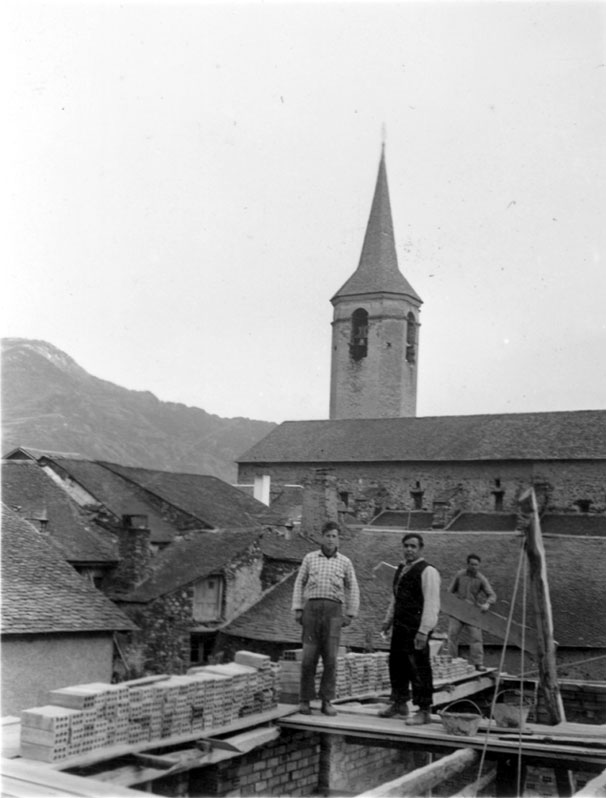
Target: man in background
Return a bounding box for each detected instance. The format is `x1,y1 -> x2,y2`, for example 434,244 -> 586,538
447,553 -> 496,671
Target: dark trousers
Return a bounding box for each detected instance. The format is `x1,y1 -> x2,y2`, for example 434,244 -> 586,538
300,599 -> 343,702
388,624 -> 434,710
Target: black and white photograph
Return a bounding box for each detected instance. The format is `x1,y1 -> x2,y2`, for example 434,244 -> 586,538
2,1 -> 605,796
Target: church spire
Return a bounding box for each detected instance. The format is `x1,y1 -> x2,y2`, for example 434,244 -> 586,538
331,146 -> 421,303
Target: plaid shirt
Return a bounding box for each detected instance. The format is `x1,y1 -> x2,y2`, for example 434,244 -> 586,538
291,549 -> 360,617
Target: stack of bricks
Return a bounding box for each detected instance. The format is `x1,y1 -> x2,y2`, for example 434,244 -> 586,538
431,654 -> 476,680
279,650 -> 476,703
20,651 -> 279,763
278,650 -> 392,703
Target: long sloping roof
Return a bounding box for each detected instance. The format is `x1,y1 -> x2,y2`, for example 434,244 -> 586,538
100,462 -> 283,529
223,529 -> 606,649
238,410 -> 606,464
44,458 -> 180,543
1,461 -> 118,563
1,505 -> 135,634
120,528 -> 262,603
331,149 -> 421,303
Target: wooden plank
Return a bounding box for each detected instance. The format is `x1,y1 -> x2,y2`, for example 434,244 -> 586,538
373,561 -> 538,654
0,758 -> 143,796
278,713 -> 606,766
357,747 -> 478,797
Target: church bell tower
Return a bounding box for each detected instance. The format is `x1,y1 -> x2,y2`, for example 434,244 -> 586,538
329,146 -> 422,419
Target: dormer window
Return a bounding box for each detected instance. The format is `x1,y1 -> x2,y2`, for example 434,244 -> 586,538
406,312 -> 417,364
350,308 -> 369,361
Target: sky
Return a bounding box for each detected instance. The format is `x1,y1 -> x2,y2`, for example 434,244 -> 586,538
3,0 -> 605,423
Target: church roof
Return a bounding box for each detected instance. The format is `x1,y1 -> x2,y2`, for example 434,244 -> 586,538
331,147 -> 422,303
237,410 -> 606,464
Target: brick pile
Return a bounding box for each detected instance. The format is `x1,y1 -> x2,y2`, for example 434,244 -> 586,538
20,651 -> 279,763
279,649 -> 476,702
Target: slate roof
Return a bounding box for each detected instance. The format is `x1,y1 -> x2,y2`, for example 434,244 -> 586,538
223,529 -> 606,649
331,148 -> 421,303
120,528 -> 263,603
1,505 -> 135,634
238,410 -> 606,464
1,461 -> 118,563
369,510 -> 434,529
100,462 -> 284,529
3,447 -> 85,461
41,458 -> 190,545
259,529 -> 317,563
446,513 -> 519,532
541,514 -> 606,537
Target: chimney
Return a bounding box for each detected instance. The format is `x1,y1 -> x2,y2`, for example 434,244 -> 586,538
300,469 -> 338,537
253,474 -> 271,506
114,514 -> 152,590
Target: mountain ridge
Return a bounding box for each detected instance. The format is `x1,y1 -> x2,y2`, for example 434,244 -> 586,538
1,338 -> 276,482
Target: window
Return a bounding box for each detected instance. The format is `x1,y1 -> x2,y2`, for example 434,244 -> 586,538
406,312 -> 417,364
193,576 -> 224,622
492,478 -> 504,511
350,308 -> 369,361
575,499 -> 592,513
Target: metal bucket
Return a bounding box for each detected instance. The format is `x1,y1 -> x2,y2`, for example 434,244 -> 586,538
439,699 -> 483,737
493,690 -> 533,729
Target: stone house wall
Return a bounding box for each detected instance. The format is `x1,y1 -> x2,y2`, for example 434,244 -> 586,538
117,545 -> 265,677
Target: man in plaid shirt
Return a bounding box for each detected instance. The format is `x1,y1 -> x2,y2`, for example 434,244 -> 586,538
292,521 -> 360,716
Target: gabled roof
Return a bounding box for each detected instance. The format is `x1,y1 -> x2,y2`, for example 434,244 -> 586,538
259,528 -> 317,563
120,528 -> 262,603
3,446 -> 85,461
1,505 -> 135,634
238,410 -> 606,464
100,462 -> 283,529
1,461 -> 118,563
331,147 -> 421,304
223,529 -> 606,649
41,458 -> 192,545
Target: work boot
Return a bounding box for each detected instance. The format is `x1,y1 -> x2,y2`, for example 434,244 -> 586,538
299,701 -> 312,715
378,702 -> 409,718
321,701 -> 337,716
405,710 -> 431,726
475,664 -> 487,672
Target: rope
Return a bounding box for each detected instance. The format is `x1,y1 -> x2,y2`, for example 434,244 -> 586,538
472,539 -> 526,796
509,652 -> 606,680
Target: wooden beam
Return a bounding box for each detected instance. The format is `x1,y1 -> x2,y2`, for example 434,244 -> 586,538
520,488 -> 565,724
520,487 -> 575,798
450,765 -> 497,796
373,561 -> 538,654
357,747 -> 478,797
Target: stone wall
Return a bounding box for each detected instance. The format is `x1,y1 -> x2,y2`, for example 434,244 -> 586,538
239,460 -> 606,521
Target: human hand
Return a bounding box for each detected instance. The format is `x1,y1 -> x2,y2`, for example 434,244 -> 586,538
294,610 -> 303,625
342,616 -> 353,627
414,631 -> 428,650
479,603 -> 490,612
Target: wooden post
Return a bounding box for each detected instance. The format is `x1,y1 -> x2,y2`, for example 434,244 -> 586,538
520,487 -> 575,797
519,487 -> 566,724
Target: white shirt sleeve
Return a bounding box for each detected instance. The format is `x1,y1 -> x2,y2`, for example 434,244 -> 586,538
419,566 -> 441,634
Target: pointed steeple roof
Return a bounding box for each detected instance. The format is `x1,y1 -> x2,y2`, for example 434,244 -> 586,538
331,146 -> 422,303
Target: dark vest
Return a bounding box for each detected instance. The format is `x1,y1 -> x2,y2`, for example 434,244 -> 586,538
393,559 -> 430,634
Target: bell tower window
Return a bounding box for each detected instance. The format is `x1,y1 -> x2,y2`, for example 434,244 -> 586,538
350,308 -> 369,361
406,312 -> 417,364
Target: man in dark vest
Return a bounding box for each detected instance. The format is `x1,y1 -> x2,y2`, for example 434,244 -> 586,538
378,533 -> 440,725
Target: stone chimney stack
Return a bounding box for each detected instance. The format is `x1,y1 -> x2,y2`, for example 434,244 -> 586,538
114,514 -> 152,591
300,469 -> 338,537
